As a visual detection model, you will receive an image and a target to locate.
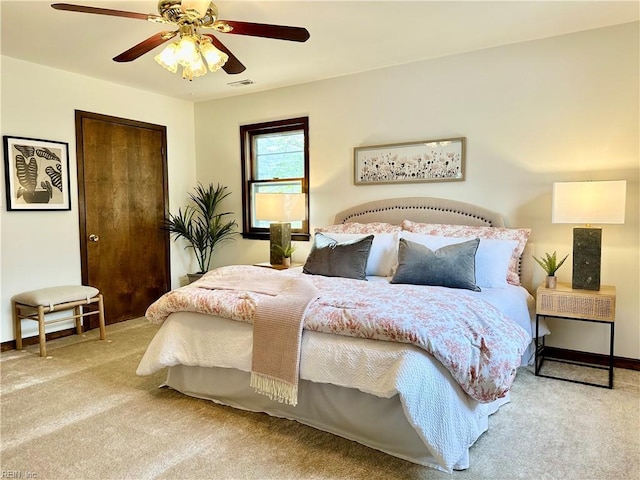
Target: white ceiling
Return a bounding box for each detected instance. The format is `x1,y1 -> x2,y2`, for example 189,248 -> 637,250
2,1 -> 638,103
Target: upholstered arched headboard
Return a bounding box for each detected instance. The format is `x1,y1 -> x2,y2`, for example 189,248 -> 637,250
334,196 -> 505,227
333,197 -> 534,292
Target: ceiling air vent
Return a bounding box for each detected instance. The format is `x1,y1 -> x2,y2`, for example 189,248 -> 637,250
227,79 -> 255,87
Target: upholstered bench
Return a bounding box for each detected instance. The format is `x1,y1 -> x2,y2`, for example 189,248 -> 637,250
12,286 -> 106,357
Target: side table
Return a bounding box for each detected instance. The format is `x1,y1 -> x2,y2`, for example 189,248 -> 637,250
535,282 -> 616,389
253,262 -> 303,270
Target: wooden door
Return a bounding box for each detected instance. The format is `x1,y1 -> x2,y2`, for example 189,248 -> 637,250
75,110 -> 170,327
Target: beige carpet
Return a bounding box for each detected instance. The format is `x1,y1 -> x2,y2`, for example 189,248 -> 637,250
1,318 -> 638,480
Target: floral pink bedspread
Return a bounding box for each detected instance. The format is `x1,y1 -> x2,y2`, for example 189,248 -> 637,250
146,265 -> 530,402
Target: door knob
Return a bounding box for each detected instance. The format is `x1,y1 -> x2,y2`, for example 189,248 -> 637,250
89,234 -> 99,242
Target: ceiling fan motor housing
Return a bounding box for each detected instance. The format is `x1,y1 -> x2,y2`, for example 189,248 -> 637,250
157,0 -> 218,26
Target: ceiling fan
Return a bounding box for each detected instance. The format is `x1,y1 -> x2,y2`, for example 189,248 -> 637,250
51,1 -> 310,80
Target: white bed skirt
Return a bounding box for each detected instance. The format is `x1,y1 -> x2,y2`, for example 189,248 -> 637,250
164,364 -> 508,472
138,312 -> 517,472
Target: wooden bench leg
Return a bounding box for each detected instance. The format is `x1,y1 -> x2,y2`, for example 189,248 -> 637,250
74,305 -> 83,335
13,302 -> 23,351
37,305 -> 47,357
98,294 -> 106,341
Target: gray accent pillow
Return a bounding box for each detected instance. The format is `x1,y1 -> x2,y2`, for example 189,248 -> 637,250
303,233 -> 374,280
391,238 -> 481,291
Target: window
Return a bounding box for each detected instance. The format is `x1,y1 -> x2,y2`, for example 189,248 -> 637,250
240,117 -> 310,240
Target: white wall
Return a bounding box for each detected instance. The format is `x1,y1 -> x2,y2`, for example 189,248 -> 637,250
0,56 -> 197,341
2,23 -> 638,360
194,23 -> 639,359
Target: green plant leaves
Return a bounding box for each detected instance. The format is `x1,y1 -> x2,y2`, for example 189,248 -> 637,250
533,251 -> 569,276
163,183 -> 238,274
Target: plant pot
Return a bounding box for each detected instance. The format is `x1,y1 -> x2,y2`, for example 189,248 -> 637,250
187,273 -> 204,284
545,276 -> 557,289
282,257 -> 291,268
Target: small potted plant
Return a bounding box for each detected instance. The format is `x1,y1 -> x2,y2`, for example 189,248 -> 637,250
272,244 -> 297,267
533,251 -> 569,289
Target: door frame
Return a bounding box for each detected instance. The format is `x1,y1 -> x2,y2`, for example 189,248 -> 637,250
74,110 -> 171,322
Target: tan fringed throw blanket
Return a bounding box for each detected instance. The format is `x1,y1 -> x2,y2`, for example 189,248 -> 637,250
197,272 -> 319,406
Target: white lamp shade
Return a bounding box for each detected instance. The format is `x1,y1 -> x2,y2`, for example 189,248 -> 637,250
552,180 -> 626,225
154,42 -> 179,73
175,36 -> 198,67
255,193 -> 306,222
181,0 -> 210,16
200,39 -> 229,72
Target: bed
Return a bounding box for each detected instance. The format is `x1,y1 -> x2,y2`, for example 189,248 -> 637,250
137,197 -> 540,473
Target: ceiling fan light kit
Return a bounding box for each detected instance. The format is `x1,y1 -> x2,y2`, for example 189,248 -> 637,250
154,24 -> 229,80
51,0 -> 310,81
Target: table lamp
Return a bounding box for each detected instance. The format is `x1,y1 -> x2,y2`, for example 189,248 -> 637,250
255,193 -> 306,265
552,180 -> 626,290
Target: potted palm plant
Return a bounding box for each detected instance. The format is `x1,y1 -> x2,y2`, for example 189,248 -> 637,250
533,251 -> 569,289
164,183 -> 238,282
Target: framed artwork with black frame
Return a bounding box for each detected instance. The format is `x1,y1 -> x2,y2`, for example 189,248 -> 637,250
354,137 -> 466,185
3,135 -> 71,211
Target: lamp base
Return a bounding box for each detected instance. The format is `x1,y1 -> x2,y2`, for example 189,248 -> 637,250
572,227 -> 601,291
269,222 -> 291,265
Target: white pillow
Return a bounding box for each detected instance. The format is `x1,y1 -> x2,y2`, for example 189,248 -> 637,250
399,232 -> 517,288
400,221 -> 530,286
320,232 -> 399,277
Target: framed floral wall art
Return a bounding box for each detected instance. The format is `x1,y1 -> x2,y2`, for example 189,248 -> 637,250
3,135 -> 71,211
354,137 -> 466,185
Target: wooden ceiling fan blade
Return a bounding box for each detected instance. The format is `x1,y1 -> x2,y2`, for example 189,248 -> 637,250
113,31 -> 177,62
51,3 -> 160,22
215,20 -> 310,42
202,34 -> 246,74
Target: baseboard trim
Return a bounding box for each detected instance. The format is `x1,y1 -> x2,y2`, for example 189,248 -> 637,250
3,332 -> 640,371
544,347 -> 640,371
1,327 -> 79,352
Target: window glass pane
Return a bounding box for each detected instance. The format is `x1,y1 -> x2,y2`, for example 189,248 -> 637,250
240,116 -> 309,240
255,131 -> 304,180
251,181 -> 302,229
